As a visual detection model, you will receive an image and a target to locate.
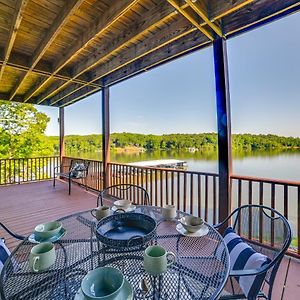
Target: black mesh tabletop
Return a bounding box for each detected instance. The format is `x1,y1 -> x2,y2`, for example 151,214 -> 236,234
0,206 -> 229,300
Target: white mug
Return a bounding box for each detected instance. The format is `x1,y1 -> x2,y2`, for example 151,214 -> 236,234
162,205 -> 176,219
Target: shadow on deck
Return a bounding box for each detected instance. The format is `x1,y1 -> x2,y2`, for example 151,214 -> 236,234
0,180 -> 299,299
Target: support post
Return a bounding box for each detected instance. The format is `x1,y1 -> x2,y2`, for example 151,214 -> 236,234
213,38 -> 232,229
102,84 -> 110,189
59,107 -> 65,172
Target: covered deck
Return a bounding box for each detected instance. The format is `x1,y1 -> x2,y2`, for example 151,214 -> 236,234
0,180 -> 299,300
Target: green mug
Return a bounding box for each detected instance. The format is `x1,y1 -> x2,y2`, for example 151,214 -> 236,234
29,242 -> 56,273
144,245 -> 176,276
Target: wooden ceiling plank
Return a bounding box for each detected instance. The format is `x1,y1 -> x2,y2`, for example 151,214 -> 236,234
38,0 -> 257,106
167,0 -> 214,40
185,0 -> 222,37
56,31 -> 210,107
9,0 -> 85,101
47,18 -> 197,106
35,0 -> 180,104
0,0 -> 28,82
27,0 -> 141,104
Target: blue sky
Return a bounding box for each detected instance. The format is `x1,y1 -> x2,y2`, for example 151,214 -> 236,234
37,11 -> 300,137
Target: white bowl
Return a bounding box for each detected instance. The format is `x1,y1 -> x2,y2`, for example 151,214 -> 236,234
179,216 -> 203,233
114,199 -> 132,209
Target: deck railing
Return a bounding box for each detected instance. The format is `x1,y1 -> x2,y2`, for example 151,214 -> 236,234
0,156 -> 59,185
62,156 -> 104,191
108,162 -> 219,224
0,156 -> 299,256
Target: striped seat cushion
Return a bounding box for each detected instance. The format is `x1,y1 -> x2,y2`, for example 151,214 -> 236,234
224,227 -> 271,299
0,239 -> 11,272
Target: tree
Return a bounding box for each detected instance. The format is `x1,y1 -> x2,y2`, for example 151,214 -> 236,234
0,101 -> 51,159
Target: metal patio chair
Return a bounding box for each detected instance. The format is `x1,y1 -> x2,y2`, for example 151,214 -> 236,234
97,183 -> 150,207
53,159 -> 90,195
214,204 -> 292,300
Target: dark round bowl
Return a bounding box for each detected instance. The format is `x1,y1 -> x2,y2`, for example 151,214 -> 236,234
96,212 -> 157,248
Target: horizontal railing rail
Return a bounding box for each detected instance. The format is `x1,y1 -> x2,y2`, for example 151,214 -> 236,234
0,156 -> 59,185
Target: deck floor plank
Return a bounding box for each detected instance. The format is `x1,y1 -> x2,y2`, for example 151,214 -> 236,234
0,180 -> 98,249
0,181 -> 299,298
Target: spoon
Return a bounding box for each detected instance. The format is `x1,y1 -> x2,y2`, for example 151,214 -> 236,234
139,278 -> 150,299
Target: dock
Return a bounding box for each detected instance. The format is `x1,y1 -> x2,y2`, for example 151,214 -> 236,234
127,159 -> 187,169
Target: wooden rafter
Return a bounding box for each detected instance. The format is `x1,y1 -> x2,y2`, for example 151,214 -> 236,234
47,18 -> 196,106
44,0 -> 255,106
55,31 -> 211,107
9,0 -> 86,101
185,0 -> 222,37
0,60 -> 101,88
24,0 -> 141,104
35,0 -> 182,105
167,0 -> 214,40
0,0 -> 28,82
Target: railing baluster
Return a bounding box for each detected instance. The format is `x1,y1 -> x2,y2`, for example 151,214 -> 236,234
177,172 -> 181,211
298,186 -> 300,255
271,183 -> 275,247
248,180 -> 253,240
165,170 -> 169,206
198,174 -> 201,218
190,174 -> 194,215
183,172 -> 187,213
213,176 -> 216,224
160,170 -> 163,207
205,175 -> 208,221
171,172 -> 174,206
284,184 -> 288,219
259,182 -> 264,243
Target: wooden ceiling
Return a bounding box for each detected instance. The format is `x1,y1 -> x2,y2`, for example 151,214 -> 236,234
0,0 -> 299,107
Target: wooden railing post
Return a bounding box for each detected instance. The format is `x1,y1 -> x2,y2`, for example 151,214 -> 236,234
59,107 -> 65,172
102,83 -> 110,188
213,38 -> 232,229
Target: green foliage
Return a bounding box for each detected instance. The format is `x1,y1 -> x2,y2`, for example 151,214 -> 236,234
0,101 -> 51,159
46,132 -> 300,155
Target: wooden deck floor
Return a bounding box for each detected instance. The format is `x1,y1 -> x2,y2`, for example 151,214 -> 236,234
0,180 -> 299,299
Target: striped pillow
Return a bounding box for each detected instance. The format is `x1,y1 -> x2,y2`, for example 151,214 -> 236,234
224,227 -> 271,299
0,239 -> 11,272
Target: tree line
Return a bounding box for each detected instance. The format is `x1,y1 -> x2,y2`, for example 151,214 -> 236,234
47,132 -> 300,154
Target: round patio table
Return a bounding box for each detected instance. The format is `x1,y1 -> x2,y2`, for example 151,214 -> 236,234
0,206 -> 229,300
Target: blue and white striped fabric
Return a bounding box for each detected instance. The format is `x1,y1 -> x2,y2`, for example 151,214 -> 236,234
0,239 -> 11,272
224,227 -> 271,299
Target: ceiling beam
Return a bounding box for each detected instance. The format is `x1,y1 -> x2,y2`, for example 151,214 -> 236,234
9,0 -> 85,101
36,0 -> 255,106
47,17 -> 197,106
167,0 -> 214,40
185,0 -> 222,37
34,0 -> 179,105
55,30 -> 210,107
0,59 -> 100,88
0,0 -> 28,82
25,0 -> 141,104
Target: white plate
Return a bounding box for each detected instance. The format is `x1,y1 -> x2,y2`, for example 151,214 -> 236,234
112,205 -> 136,213
74,278 -> 133,300
176,223 -> 209,237
28,228 -> 67,243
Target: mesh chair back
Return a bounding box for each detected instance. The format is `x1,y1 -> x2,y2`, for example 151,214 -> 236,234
230,205 -> 291,298
97,184 -> 150,206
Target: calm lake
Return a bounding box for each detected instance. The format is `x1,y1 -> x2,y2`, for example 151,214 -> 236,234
68,149 -> 300,182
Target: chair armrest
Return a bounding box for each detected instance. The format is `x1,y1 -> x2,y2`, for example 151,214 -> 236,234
0,222 -> 26,240
230,264 -> 269,277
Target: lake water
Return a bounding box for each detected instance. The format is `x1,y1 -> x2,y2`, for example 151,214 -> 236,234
68,149 -> 300,182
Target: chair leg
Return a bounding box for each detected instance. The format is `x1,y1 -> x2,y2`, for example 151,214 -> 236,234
53,175 -> 56,187
85,177 -> 88,191
69,177 -> 71,195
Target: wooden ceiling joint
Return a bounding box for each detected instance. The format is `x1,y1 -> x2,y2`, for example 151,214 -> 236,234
31,0 -> 141,105
9,0 -> 86,102
0,0 -> 28,82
